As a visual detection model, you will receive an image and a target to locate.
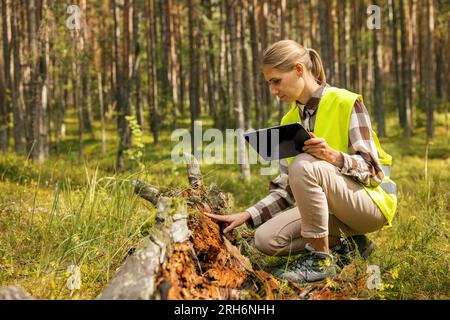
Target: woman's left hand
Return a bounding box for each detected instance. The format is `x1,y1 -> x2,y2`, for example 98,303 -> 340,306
303,132 -> 344,168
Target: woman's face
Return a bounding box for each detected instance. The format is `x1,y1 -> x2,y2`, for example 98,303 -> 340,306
262,64 -> 305,103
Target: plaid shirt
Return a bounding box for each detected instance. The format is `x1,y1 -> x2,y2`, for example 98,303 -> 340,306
246,85 -> 385,228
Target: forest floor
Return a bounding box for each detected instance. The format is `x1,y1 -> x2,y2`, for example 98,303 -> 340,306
0,112 -> 448,300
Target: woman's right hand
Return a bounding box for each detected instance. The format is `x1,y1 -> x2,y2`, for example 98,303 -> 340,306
203,211 -> 251,234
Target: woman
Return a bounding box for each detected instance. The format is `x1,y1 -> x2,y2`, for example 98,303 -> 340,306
204,40 -> 397,283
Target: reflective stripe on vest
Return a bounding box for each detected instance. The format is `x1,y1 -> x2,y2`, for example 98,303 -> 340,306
381,164 -> 391,177
381,180 -> 397,195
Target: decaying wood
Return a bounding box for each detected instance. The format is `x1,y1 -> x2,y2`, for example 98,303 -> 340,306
98,196 -> 176,300
183,152 -> 202,188
97,237 -> 163,300
99,153 -> 370,300
98,153 -> 317,300
133,180 -> 161,205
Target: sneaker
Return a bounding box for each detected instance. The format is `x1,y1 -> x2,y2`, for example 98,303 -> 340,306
272,243 -> 336,284
330,235 -> 376,266
348,235 -> 376,259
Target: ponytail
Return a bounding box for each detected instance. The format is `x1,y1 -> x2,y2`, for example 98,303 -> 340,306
308,48 -> 326,85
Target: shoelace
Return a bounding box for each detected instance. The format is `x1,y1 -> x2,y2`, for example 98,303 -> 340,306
288,253 -> 323,272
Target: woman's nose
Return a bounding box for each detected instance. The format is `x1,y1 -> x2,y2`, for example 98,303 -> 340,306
270,87 -> 279,96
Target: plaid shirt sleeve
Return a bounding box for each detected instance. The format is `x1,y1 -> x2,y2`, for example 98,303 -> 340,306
245,158 -> 295,228
339,98 -> 385,187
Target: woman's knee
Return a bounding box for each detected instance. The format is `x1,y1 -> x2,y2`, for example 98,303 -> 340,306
254,227 -> 283,256
287,153 -> 316,182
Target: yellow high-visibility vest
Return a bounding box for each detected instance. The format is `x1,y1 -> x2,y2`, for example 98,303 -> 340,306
280,87 -> 397,226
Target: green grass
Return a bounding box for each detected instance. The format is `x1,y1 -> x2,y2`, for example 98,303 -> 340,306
0,112 -> 448,299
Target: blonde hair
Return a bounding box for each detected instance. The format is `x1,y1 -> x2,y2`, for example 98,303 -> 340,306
262,40 -> 326,85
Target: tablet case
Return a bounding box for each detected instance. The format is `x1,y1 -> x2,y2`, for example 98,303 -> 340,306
244,122 -> 310,161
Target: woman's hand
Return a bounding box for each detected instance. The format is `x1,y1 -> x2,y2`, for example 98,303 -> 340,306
203,211 -> 251,234
303,132 -> 344,168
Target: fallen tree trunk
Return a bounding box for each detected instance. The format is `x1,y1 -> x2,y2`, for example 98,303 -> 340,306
98,153 -> 374,300
98,153 -> 296,300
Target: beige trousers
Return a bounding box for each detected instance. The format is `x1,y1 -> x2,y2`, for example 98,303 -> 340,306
254,153 -> 386,256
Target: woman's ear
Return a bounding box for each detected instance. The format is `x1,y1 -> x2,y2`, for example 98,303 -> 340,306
295,63 -> 304,77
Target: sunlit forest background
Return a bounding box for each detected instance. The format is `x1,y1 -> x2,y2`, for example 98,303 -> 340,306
0,0 -> 448,300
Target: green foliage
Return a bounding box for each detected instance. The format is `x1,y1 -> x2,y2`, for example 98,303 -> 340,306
0,112 -> 448,299
125,115 -> 145,171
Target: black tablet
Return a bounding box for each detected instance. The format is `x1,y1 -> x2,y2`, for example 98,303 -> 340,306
243,122 -> 311,161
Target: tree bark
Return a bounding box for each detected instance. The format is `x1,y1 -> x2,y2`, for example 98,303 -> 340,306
29,0 -> 48,163
373,21 -> 385,137
10,1 -> 25,153
425,0 -> 434,138
159,0 -> 172,117
1,0 -> 10,152
239,3 -> 251,129
0,53 -> 7,152
175,4 -> 185,117
168,0 -> 178,129
188,0 -> 201,152
337,0 -> 347,88
147,0 -> 159,144
203,0 -> 218,127
98,72 -> 106,154
277,0 -> 286,123
132,0 -> 143,129
399,0 -> 409,132
259,0 -> 270,124
226,0 -> 250,180
248,0 -> 262,129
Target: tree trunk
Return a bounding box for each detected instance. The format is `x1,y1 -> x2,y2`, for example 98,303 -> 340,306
10,1 -> 25,154
0,54 -> 7,152
226,0 -> 250,180
309,0 -> 317,49
373,22 -> 385,137
239,3 -> 251,129
113,0 -> 125,170
277,0 -> 286,123
425,0 -> 434,138
259,0 -> 270,124
337,0 -> 347,88
248,0 -> 262,129
350,0 -> 358,92
73,33 -> 84,162
389,0 -> 402,131
80,0 -> 93,136
318,0 -> 333,85
416,0 -> 424,110
203,0 -> 218,127
132,0 -> 143,129
217,1 -> 229,130
98,72 -> 106,154
1,0 -> 10,152
168,0 -> 178,129
408,0 -> 416,136
399,0 -> 408,131
159,0 -> 171,117
188,0 -> 201,152
29,0 -> 48,163
176,4 -> 185,117
147,0 -> 159,144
